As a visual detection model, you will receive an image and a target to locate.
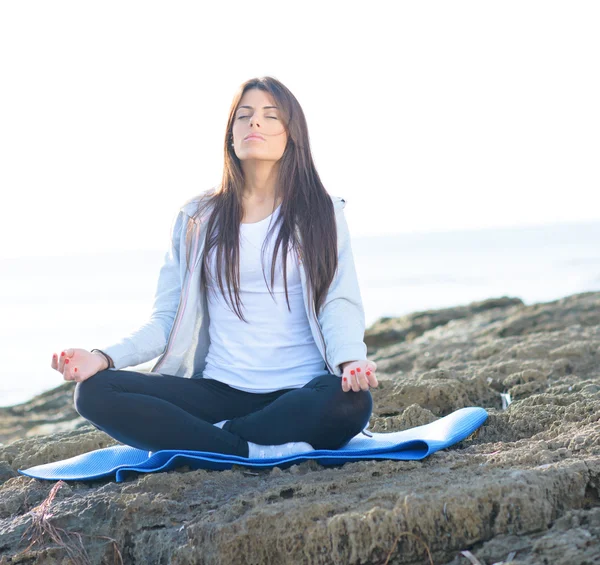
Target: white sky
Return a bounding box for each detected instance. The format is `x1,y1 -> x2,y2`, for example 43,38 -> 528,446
0,1 -> 598,260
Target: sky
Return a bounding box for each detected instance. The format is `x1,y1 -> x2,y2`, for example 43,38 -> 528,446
0,1 -> 598,260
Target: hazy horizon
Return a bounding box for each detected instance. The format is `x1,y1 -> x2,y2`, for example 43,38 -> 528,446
2,217 -> 599,408
1,216 -> 598,261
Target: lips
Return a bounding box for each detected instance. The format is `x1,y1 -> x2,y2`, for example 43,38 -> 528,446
244,134 -> 265,141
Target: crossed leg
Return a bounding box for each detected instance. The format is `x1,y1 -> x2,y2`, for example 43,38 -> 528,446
74,369 -> 372,457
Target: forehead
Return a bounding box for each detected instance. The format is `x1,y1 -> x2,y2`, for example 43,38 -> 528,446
237,88 -> 277,108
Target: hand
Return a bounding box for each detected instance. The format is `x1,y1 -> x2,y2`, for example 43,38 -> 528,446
50,348 -> 107,383
341,360 -> 378,392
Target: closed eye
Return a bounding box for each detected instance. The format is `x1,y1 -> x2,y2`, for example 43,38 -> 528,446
237,116 -> 278,120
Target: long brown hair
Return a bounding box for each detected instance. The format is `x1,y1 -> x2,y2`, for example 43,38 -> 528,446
185,76 -> 338,322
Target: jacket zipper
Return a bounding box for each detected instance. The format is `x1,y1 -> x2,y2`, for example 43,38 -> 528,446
297,245 -> 335,375
151,218 -> 201,373
312,292 -> 335,374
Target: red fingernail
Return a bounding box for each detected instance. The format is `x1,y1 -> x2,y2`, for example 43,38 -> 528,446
74,368 -> 78,372
343,377 -> 347,381
351,370 -> 355,375
357,368 -> 361,372
61,352 -> 65,357
65,359 -> 69,364
53,354 -> 57,358
366,371 -> 371,375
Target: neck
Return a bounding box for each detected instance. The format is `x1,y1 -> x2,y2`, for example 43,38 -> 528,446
241,161 -> 280,202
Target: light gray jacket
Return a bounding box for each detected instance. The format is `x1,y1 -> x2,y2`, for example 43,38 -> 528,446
99,189 -> 368,379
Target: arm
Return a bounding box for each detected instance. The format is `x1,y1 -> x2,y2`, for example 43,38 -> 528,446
317,201 -> 368,377
95,208 -> 187,370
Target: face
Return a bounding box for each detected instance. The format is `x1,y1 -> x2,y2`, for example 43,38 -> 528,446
231,88 -> 287,162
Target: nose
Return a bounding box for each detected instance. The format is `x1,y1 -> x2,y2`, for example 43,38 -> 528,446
248,112 -> 261,128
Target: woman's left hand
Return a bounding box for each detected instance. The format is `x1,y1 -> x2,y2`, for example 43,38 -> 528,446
340,360 -> 378,392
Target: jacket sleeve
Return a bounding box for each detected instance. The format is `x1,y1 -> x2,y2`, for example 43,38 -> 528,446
97,208 -> 187,370
317,199 -> 368,377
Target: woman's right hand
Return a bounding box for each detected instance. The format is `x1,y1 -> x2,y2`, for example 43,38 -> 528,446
51,348 -> 107,383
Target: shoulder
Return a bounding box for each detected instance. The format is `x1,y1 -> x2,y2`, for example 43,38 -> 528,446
328,195 -> 351,241
330,194 -> 347,211
179,186 -> 219,219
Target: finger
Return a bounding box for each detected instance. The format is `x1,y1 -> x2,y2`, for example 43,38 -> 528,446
344,373 -> 352,392
352,369 -> 362,390
347,371 -> 355,391
67,350 -> 82,381
349,370 -> 359,392
51,353 -> 58,369
365,367 -> 378,387
70,363 -> 83,382
355,367 -> 369,391
62,357 -> 73,381
341,376 -> 349,392
58,350 -> 66,372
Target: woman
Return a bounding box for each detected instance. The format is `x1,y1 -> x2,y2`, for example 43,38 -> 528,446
50,76 -> 378,459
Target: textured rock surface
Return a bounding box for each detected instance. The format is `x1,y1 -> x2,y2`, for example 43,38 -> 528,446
1,291 -> 599,564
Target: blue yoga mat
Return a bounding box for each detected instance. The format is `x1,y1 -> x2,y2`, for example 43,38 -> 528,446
18,407 -> 487,482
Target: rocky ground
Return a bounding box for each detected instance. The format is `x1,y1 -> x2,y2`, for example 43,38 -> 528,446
0,291 -> 599,564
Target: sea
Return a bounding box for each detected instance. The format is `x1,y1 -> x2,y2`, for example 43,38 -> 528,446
1,220 -> 598,408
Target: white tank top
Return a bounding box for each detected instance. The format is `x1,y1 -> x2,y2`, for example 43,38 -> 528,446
201,204 -> 329,392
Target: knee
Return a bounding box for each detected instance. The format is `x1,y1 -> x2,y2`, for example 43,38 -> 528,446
73,370 -> 111,417
333,387 -> 373,430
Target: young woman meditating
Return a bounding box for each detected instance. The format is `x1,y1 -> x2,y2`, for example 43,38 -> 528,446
50,76 -> 378,459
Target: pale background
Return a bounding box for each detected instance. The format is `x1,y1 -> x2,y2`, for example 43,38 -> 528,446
1,0 -> 599,406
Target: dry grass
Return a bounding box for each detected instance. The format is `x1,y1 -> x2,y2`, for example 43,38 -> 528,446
14,480 -> 124,565
384,530 -> 435,565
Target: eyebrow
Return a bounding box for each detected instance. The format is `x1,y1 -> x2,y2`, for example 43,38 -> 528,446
236,105 -> 278,111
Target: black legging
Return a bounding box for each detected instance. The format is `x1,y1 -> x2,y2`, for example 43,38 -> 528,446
73,369 -> 373,458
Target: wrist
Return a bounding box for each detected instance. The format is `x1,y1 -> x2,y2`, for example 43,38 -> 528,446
91,349 -> 112,370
